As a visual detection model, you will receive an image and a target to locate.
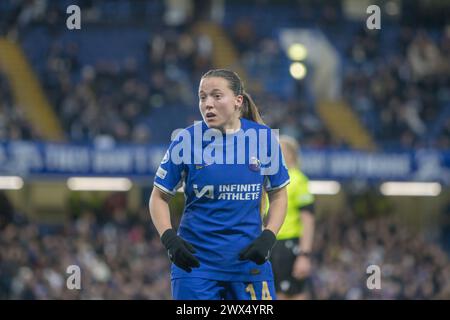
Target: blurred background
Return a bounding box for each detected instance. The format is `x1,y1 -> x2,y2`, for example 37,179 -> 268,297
0,0 -> 449,299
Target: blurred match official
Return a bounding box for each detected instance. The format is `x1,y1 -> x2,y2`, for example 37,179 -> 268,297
270,135 -> 315,300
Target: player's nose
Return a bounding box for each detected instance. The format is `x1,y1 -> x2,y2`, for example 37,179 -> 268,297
204,95 -> 215,108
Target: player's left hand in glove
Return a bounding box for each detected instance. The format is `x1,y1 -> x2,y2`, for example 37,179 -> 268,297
239,229 -> 277,265
161,229 -> 200,272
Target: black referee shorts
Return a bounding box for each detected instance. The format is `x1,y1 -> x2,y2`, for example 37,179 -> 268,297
270,238 -> 312,296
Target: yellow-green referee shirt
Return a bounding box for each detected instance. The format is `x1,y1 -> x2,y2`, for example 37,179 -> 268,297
277,168 -> 314,240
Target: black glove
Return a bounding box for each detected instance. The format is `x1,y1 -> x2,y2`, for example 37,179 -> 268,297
161,229 -> 200,272
239,229 -> 277,265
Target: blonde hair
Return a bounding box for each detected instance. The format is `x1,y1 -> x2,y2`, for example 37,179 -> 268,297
279,135 -> 300,168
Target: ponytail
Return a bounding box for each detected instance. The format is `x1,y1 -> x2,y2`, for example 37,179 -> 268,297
241,92 -> 265,125
240,92 -> 267,218
240,92 -> 267,219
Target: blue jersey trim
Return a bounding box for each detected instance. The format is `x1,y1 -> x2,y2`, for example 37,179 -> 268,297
265,178 -> 290,192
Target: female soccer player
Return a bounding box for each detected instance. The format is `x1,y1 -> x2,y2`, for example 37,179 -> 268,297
149,69 -> 289,300
270,135 -> 315,300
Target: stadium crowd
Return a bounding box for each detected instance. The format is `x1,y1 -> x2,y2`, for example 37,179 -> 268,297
343,26 -> 450,149
0,0 -> 336,147
40,33 -> 211,143
225,4 -> 450,150
0,193 -> 171,299
1,0 -> 449,150
313,211 -> 450,299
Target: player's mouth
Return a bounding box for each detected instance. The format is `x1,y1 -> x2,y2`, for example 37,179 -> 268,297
205,112 -> 217,121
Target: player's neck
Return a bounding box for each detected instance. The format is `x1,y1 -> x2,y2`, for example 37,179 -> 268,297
221,118 -> 241,134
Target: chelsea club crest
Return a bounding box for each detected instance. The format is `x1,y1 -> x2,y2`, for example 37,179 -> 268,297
249,156 -> 261,172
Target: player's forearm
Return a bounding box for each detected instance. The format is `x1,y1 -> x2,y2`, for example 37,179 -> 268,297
265,187 -> 287,235
149,188 -> 173,236
300,211 -> 315,253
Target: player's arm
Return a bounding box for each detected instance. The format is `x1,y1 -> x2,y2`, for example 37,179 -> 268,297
239,186 -> 287,265
265,186 -> 288,235
149,186 -> 173,236
299,206 -> 315,256
293,204 -> 315,279
149,186 -> 200,272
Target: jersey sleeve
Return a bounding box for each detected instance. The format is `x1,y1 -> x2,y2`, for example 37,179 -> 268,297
263,138 -> 290,192
153,136 -> 187,196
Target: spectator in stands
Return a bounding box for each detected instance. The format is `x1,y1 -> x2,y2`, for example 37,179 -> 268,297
408,31 -> 445,81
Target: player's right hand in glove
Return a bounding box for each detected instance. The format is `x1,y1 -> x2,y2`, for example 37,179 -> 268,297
160,229 -> 200,273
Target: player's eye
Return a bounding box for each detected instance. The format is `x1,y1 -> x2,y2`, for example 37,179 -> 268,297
215,94 -> 221,99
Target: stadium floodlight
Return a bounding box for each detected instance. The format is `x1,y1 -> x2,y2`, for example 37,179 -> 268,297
287,43 -> 308,61
308,180 -> 341,195
385,1 -> 400,16
0,176 -> 24,190
380,182 -> 441,196
289,62 -> 307,80
67,177 -> 132,191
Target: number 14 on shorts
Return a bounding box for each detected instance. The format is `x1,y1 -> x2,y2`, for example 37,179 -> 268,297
246,281 -> 273,300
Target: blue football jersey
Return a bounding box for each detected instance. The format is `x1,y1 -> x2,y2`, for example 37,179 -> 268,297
154,118 -> 290,282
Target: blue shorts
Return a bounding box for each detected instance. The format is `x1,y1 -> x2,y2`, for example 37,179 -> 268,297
172,277 -> 277,300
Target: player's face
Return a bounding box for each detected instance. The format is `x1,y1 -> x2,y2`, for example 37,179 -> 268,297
198,77 -> 243,131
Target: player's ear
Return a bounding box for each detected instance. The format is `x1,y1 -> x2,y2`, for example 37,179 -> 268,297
235,95 -> 243,110
236,94 -> 243,105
